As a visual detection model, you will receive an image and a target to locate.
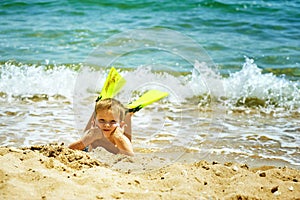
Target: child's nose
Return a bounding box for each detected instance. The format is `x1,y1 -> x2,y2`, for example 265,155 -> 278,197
104,122 -> 111,127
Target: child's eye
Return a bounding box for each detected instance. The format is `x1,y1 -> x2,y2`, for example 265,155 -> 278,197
97,119 -> 118,125
98,119 -> 106,123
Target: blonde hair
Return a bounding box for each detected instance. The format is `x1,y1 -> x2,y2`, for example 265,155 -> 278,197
94,98 -> 126,121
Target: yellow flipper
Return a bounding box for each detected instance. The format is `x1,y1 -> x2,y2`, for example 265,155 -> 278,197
127,90 -> 169,113
96,67 -> 126,101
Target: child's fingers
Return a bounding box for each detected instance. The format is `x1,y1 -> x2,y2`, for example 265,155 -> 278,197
119,122 -> 127,129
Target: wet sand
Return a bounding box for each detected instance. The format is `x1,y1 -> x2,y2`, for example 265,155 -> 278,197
0,143 -> 299,200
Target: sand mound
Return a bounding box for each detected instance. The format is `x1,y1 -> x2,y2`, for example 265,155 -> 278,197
22,144 -> 106,170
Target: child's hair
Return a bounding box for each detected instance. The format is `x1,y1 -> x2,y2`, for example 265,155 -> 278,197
94,98 -> 126,121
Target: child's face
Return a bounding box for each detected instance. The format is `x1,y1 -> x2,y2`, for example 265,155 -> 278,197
95,109 -> 120,137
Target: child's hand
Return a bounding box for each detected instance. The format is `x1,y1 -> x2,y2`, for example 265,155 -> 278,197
114,122 -> 127,133
88,126 -> 103,139
111,125 -> 134,156
113,126 -> 125,137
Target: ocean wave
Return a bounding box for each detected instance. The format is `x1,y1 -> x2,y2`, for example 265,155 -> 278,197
0,61 -> 78,100
222,57 -> 299,111
0,59 -> 299,112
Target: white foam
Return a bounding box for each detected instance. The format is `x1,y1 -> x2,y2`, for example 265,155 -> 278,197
0,62 -> 77,100
1,59 -> 299,111
223,57 -> 300,110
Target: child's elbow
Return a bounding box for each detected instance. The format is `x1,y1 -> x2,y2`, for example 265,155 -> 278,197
118,149 -> 134,156
127,151 -> 134,156
68,141 -> 85,150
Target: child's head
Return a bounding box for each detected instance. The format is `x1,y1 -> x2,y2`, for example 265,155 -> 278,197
94,98 -> 126,136
95,98 -> 126,121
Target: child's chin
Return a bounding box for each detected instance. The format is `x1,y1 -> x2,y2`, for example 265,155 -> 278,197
103,130 -> 112,135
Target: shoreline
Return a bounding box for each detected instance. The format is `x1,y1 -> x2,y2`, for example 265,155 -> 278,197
1,144 -> 299,199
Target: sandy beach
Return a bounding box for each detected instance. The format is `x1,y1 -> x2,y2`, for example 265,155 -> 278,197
0,143 -> 299,200
1,1 -> 300,199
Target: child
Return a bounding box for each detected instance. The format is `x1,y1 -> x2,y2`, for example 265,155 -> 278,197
69,98 -> 134,156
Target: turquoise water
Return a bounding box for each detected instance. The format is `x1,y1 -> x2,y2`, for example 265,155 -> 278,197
1,0 -> 299,76
0,0 -> 299,168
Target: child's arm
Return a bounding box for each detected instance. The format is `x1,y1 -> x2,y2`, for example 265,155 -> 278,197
69,128 -> 102,150
123,112 -> 132,141
69,140 -> 85,150
84,112 -> 95,132
112,126 -> 134,156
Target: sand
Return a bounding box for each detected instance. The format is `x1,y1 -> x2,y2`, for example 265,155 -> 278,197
0,143 -> 299,200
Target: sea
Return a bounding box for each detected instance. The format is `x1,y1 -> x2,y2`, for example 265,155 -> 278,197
0,0 -> 299,169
